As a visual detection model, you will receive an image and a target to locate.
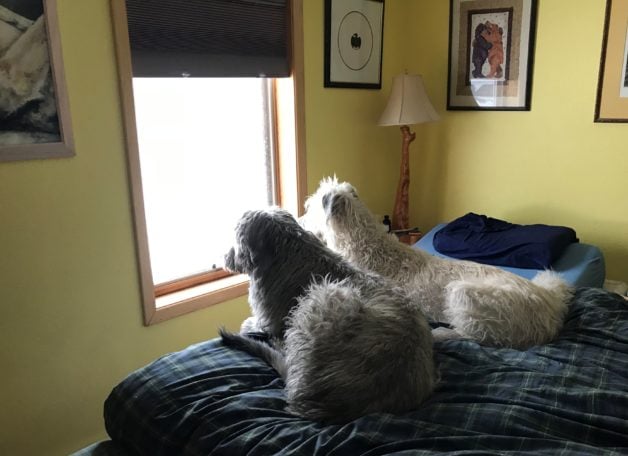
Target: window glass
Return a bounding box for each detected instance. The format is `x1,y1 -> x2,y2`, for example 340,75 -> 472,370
132,77 -> 276,284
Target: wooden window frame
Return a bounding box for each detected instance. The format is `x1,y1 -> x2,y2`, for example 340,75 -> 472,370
110,0 -> 306,325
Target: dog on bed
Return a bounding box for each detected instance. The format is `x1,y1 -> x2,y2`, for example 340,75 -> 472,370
220,207 -> 436,424
299,177 -> 572,349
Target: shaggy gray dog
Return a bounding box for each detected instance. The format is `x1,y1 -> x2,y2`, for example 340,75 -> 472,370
300,177 -> 572,349
220,207 -> 436,423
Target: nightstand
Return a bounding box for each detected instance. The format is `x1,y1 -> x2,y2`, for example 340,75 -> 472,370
391,228 -> 422,245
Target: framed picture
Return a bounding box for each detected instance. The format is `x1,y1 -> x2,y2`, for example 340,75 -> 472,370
595,0 -> 628,122
447,0 -> 538,110
324,0 -> 384,89
0,0 -> 74,162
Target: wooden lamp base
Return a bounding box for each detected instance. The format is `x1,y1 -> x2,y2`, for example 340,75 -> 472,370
391,125 -> 416,231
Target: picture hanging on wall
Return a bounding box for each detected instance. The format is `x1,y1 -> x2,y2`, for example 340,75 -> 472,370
595,0 -> 628,122
324,0 -> 384,89
0,0 -> 74,162
447,0 -> 538,110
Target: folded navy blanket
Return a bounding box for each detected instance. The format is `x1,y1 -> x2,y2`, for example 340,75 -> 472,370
433,213 -> 578,269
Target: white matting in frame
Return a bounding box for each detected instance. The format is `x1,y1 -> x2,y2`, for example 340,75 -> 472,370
447,0 -> 537,110
324,0 -> 384,89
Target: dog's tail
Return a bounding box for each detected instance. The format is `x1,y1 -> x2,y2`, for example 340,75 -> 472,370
219,327 -> 287,379
531,270 -> 573,300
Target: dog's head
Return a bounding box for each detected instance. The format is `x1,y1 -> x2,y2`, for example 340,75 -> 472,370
225,207 -> 314,274
300,176 -> 379,245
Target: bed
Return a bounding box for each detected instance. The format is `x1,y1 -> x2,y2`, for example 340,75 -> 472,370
414,223 -> 606,289
75,287 -> 628,455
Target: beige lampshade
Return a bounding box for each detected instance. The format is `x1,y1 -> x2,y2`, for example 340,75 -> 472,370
378,74 -> 440,126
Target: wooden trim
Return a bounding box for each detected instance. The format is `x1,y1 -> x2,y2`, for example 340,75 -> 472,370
153,276 -> 249,324
292,0 -> 308,214
594,0 -> 628,122
265,78 -> 281,205
109,0 -> 307,325
275,0 -> 307,216
44,0 -> 75,156
155,269 -> 231,297
110,0 -> 157,325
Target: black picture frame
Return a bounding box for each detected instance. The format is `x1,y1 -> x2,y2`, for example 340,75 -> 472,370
324,0 -> 385,89
447,0 -> 538,110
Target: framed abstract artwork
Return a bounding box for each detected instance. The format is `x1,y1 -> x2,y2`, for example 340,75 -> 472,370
0,0 -> 74,162
595,0 -> 628,122
324,0 -> 385,89
447,0 -> 538,110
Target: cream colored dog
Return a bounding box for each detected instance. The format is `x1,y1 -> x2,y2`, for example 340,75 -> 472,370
300,177 -> 572,349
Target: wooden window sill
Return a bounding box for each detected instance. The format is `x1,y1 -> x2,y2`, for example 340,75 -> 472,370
146,274 -> 249,325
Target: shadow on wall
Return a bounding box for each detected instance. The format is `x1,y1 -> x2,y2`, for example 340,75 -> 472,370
411,121 -> 449,230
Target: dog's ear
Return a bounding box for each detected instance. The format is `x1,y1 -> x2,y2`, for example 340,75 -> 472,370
322,193 -> 333,214
224,247 -> 237,272
243,211 -> 284,271
228,243 -> 255,274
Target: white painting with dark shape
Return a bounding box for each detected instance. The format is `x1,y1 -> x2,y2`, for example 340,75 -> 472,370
0,0 -> 61,146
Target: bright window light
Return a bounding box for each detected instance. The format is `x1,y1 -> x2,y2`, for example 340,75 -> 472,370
132,78 -> 275,284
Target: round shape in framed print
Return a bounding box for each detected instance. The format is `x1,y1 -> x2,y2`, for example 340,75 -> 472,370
337,11 -> 374,71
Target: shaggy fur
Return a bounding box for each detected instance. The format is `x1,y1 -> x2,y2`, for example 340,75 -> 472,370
221,208 -> 436,423
300,177 -> 572,349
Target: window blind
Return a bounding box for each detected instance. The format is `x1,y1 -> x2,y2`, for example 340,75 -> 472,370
125,0 -> 290,77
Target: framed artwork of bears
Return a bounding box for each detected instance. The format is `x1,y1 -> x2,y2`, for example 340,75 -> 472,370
447,0 -> 538,110
324,0 -> 385,89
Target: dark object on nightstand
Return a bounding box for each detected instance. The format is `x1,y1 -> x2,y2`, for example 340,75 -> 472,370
392,227 -> 422,245
383,215 -> 392,233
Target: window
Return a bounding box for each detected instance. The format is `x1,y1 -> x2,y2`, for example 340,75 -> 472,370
111,0 -> 306,324
134,77 -> 276,287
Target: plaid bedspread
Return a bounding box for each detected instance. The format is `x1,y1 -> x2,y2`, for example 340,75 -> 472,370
104,288 -> 628,455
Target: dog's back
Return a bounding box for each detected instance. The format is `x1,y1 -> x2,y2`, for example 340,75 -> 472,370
221,279 -> 436,424
283,279 -> 435,423
301,177 -> 572,349
224,207 -> 437,422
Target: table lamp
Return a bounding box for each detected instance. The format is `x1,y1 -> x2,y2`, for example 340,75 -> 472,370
378,74 -> 440,230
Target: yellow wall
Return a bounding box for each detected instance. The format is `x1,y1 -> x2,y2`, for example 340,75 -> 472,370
405,0 -> 627,282
0,1 -> 406,455
1,1 -> 245,455
1,1 -> 626,454
303,0 -> 408,209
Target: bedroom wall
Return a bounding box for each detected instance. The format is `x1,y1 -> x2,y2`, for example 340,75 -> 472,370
4,1 -> 624,454
302,1 -> 411,208
0,2 -> 251,454
404,0 -> 628,282
0,1 -> 407,455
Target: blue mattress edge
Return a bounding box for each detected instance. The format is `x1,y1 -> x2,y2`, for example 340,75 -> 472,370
414,224 -> 606,288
